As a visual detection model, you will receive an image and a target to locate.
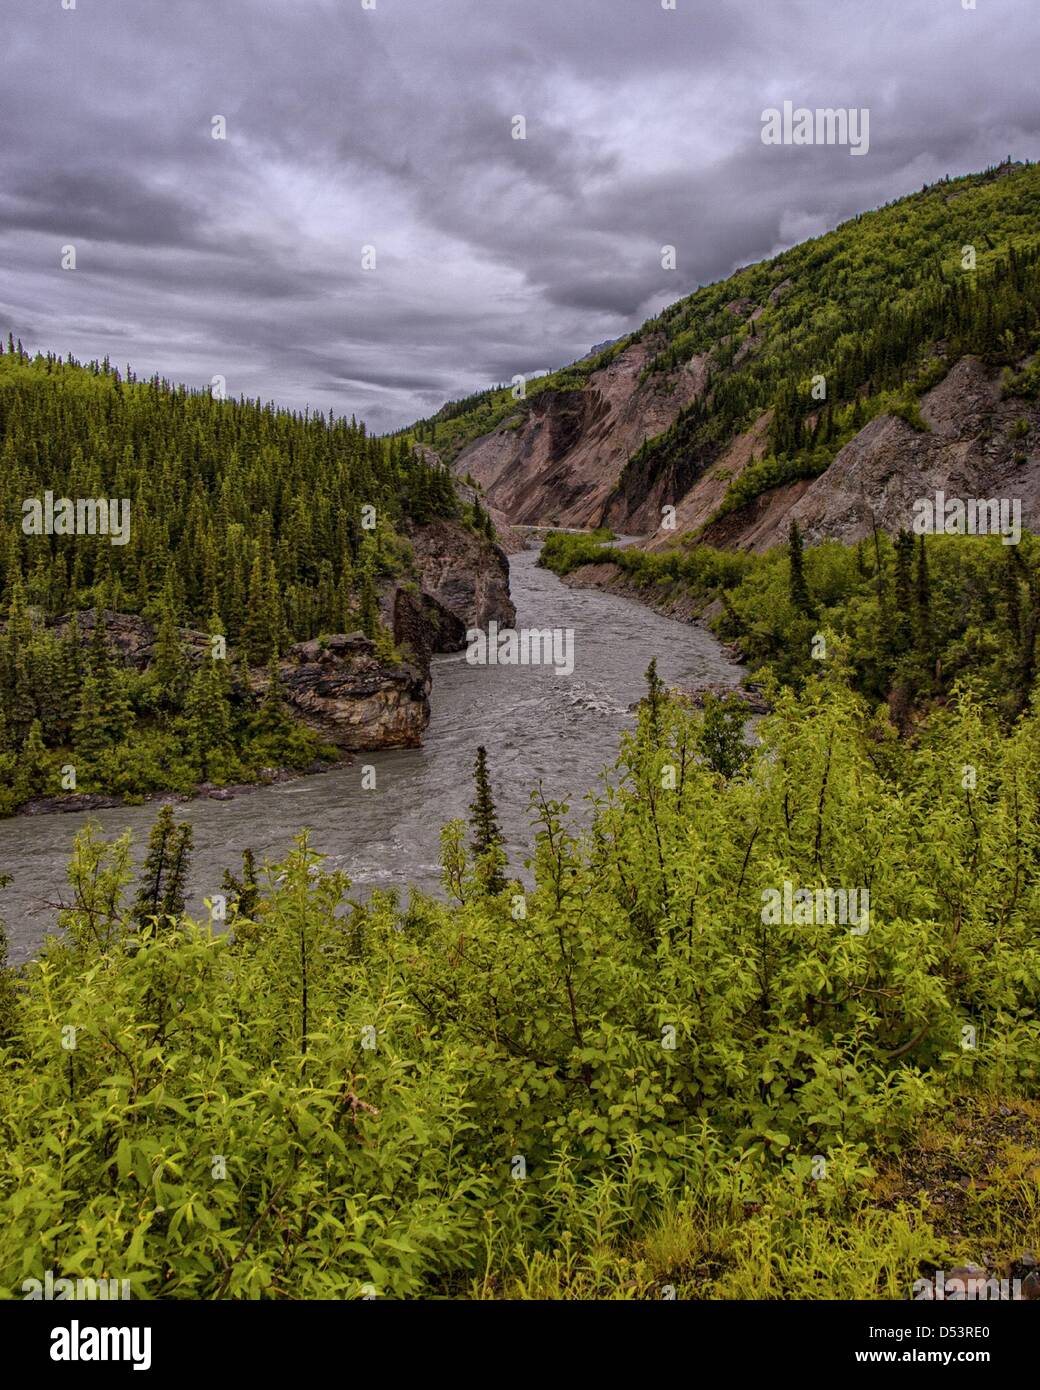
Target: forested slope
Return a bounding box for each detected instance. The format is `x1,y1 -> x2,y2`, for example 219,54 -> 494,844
0,345 -> 489,812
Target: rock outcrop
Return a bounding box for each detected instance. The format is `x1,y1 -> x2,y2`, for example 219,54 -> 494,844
453,340 -> 710,530
278,515 -> 515,748
50,608 -> 212,669
403,517 -> 515,636
279,633 -> 430,750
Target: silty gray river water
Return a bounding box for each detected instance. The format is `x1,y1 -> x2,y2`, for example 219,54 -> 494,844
0,545 -> 740,962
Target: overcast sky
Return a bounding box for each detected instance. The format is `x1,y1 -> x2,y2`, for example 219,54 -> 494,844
1,0 -> 1038,433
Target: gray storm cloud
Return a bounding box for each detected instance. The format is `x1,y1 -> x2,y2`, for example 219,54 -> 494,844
1,0 -> 1038,432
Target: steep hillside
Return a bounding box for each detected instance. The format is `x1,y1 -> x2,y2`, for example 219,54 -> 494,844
693,353 -> 1040,551
413,161 -> 1040,549
448,342 -> 709,528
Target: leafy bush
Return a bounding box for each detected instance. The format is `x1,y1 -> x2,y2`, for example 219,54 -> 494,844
2,676 -> 1037,1297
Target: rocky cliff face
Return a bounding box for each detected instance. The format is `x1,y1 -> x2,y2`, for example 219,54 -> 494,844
279,633 -> 430,751
433,164 -> 1040,557
452,348 -> 1040,556
402,518 -> 515,635
454,340 -> 709,530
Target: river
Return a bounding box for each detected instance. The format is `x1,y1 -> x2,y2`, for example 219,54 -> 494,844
0,546 -> 740,963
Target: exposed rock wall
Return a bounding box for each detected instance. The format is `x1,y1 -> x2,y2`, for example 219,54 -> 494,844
280,633 -> 430,750
403,517 -> 515,637
453,340 -> 710,529
446,342 -> 1040,559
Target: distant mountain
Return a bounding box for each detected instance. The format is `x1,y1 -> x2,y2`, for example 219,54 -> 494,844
412,160 -> 1040,551
583,337 -> 623,360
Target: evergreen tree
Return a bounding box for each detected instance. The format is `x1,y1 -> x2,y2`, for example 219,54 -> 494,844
468,746 -> 505,894
643,657 -> 665,744
914,533 -> 932,654
72,670 -> 110,769
133,804 -> 193,925
788,521 -> 814,617
358,564 -> 379,641
1001,551 -> 1023,644
86,614 -> 132,745
0,870 -> 16,1044
241,555 -> 272,665
151,583 -> 186,704
894,529 -> 915,612
223,847 -> 260,922
16,719 -> 48,801
255,654 -> 290,737
162,821 -> 193,919
183,645 -> 232,781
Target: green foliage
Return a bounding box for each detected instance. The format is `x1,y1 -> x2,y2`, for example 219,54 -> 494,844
1,679 -> 1037,1297
132,804 -> 194,927
698,693 -> 751,779
222,848 -> 260,926
468,745 -> 506,895
787,521 -> 813,617
0,870 -> 16,1044
1003,357 -> 1040,400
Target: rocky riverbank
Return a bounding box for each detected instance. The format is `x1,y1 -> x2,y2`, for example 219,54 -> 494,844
558,559 -> 706,623
559,558 -> 738,649
16,759 -> 343,817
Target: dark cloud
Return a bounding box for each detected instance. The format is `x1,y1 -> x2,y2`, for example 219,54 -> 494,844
1,0 -> 1038,432
0,169 -> 212,249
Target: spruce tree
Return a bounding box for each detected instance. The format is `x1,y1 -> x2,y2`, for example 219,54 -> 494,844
86,613 -> 132,745
241,555 -> 281,665
152,584 -> 186,704
53,620 -> 82,740
16,719 -> 48,801
133,804 -> 193,925
894,529 -> 915,611
0,870 -> 17,1045
183,649 -> 232,781
787,521 -> 814,617
241,555 -> 265,664
914,533 -> 932,656
256,654 -> 289,737
358,564 -> 379,641
468,746 -> 505,894
7,650 -> 36,740
162,821 -> 193,919
222,847 -> 260,921
643,657 -> 665,744
72,670 -> 110,769
1001,551 -> 1023,644
133,804 -> 177,925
